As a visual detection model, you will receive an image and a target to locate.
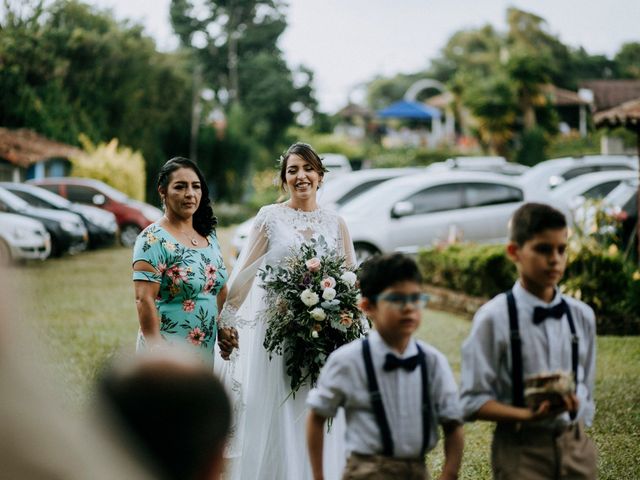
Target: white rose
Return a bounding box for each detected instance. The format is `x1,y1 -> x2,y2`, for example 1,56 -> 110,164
310,307 -> 326,321
300,289 -> 319,307
340,271 -> 357,287
322,287 -> 336,301
311,330 -> 319,338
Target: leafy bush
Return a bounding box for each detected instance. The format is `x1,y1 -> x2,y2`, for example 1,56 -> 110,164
514,126 -> 547,166
418,241 -> 640,335
70,135 -> 145,201
213,202 -> 257,227
367,146 -> 462,168
418,244 -> 517,298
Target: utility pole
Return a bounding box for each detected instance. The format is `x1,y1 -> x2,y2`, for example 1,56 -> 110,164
189,64 -> 203,162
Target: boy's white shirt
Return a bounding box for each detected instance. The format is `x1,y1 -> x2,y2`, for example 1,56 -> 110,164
307,330 -> 462,459
459,281 -> 596,427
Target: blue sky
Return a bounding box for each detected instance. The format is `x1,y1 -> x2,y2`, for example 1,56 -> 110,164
86,0 -> 640,112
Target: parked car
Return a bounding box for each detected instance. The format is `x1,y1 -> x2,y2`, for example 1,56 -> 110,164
546,170 -> 638,219
0,212 -> 51,265
0,186 -> 87,256
321,153 -> 352,181
230,167 -> 423,259
28,177 -> 163,247
317,167 -> 425,211
428,156 -> 530,176
1,182 -> 118,249
517,155 -> 638,197
338,171 -> 526,263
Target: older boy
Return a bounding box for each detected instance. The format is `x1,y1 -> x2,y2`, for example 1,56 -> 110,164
307,253 -> 463,480
460,203 -> 597,479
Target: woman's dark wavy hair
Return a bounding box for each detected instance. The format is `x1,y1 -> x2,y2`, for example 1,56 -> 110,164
278,142 -> 327,192
157,157 -> 217,237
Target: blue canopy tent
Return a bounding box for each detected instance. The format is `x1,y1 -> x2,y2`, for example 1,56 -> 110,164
377,100 -> 441,120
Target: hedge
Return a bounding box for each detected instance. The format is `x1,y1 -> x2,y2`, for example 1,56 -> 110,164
418,244 -> 640,335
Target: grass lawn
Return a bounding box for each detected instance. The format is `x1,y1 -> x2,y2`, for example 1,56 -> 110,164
9,233 -> 640,479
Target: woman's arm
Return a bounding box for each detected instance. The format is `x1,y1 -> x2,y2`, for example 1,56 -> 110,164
133,260 -> 162,344
218,220 -> 269,328
337,216 -> 356,268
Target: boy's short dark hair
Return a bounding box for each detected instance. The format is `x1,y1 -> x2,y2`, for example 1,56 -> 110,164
358,253 -> 422,301
509,202 -> 567,246
98,353 -> 231,480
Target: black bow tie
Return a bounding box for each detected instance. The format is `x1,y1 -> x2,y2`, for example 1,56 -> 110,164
383,352 -> 421,372
533,301 -> 566,325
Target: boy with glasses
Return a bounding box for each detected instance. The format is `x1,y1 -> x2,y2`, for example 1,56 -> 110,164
306,253 -> 463,480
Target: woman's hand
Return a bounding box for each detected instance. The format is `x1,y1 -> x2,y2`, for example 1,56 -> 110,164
218,326 -> 239,360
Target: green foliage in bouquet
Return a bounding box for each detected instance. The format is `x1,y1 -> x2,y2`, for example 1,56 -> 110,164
258,236 -> 366,395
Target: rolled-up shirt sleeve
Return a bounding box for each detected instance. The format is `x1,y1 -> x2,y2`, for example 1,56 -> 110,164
430,350 -> 463,424
307,349 -> 350,418
460,306 -> 501,420
577,304 -> 596,427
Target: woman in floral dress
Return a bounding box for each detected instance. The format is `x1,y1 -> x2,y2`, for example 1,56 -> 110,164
132,157 -> 233,366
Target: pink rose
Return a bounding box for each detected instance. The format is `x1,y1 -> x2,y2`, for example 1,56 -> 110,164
306,257 -> 321,272
320,276 -> 336,289
340,312 -> 354,328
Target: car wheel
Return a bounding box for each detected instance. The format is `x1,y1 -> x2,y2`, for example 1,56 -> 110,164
120,224 -> 142,247
0,239 -> 12,266
354,242 -> 380,265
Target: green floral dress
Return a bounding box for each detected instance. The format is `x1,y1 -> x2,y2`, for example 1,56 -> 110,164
132,223 -> 228,365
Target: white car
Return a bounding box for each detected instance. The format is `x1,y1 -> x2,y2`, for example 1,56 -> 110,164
321,153 -> 352,181
317,167 -> 424,210
0,212 -> 51,264
548,170 -> 638,218
339,171 -> 526,263
428,156 -> 530,176
517,155 -> 638,197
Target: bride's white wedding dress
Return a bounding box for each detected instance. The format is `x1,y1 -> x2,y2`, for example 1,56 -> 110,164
216,203 -> 357,480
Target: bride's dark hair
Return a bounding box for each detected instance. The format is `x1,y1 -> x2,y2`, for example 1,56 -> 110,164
278,142 -> 327,192
157,157 -> 217,237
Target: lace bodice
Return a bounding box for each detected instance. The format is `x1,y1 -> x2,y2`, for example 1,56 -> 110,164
256,203 -> 346,266
219,203 -> 355,326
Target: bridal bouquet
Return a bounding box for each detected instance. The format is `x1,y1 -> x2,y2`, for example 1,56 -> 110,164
258,236 -> 366,395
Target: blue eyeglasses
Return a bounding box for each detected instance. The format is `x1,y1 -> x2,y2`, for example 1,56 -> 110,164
372,293 -> 430,310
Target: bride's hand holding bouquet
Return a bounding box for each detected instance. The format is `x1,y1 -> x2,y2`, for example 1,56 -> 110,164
259,236 -> 366,395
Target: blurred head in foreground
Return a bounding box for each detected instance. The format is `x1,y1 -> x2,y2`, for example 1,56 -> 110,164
0,269 -> 154,480
98,348 -> 232,480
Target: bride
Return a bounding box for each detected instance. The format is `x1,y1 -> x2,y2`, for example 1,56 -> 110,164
216,142 -> 356,479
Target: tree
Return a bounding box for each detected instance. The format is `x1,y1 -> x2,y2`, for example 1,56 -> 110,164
169,0 -> 315,148
615,42 -> 640,78
0,0 -> 194,200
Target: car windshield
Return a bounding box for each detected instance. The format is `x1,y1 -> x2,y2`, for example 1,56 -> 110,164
90,181 -> 129,202
0,186 -> 31,211
340,180 -> 403,215
12,185 -> 72,208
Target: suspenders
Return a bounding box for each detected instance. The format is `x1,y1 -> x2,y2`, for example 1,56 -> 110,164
505,290 -> 579,419
361,337 -> 430,458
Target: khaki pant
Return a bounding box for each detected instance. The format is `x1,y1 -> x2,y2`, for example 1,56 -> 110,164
342,453 -> 429,480
492,421 -> 597,480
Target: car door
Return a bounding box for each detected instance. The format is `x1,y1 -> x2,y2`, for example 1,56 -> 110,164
388,183 -> 465,250
461,182 -> 524,242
